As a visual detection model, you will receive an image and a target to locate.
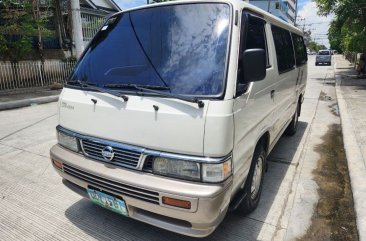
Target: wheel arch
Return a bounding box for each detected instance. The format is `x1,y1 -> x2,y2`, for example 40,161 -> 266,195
257,131 -> 270,172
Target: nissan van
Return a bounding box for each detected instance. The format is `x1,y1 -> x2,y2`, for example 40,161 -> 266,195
50,0 -> 307,237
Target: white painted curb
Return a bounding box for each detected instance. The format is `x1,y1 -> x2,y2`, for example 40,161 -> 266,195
0,95 -> 59,111
335,74 -> 366,241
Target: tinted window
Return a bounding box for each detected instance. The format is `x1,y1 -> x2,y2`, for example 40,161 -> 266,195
271,25 -> 295,73
292,33 -> 307,66
237,14 -> 268,86
318,51 -> 330,55
70,4 -> 230,96
245,16 -> 269,66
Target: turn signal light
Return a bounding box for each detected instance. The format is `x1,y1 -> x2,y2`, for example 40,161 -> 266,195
162,196 -> 191,209
52,159 -> 63,170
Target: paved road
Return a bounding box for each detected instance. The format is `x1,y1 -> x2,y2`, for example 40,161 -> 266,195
0,56 -> 357,240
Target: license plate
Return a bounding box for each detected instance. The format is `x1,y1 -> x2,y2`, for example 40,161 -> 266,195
87,188 -> 128,217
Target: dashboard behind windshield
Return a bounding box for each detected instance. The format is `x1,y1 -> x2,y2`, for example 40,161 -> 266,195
69,3 -> 231,97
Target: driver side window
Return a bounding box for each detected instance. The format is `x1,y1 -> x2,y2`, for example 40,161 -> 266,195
237,13 -> 268,96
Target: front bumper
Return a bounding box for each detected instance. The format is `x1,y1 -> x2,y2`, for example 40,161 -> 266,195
50,144 -> 232,237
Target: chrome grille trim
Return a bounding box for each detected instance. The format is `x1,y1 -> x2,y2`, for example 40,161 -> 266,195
63,164 -> 160,204
79,137 -> 144,169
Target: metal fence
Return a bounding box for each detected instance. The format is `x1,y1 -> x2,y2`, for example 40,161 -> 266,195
81,13 -> 105,46
0,61 -> 76,91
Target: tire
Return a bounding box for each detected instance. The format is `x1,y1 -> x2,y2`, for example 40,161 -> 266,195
315,62 -> 318,66
285,103 -> 299,136
238,144 -> 266,214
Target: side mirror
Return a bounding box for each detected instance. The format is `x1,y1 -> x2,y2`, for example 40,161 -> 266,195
242,49 -> 266,82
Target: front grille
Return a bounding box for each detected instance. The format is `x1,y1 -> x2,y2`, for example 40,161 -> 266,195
63,164 -> 160,204
81,139 -> 142,169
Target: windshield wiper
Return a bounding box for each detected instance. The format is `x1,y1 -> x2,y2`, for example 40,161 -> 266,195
109,84 -> 204,108
66,80 -> 129,102
104,83 -> 170,91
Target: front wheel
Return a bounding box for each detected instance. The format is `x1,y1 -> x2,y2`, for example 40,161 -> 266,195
237,145 -> 266,214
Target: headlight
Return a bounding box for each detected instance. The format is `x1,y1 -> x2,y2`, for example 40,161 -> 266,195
153,157 -> 200,181
202,158 -> 232,183
57,131 -> 79,152
152,156 -> 232,183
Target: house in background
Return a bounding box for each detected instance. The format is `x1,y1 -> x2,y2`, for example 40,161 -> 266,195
56,0 -> 121,53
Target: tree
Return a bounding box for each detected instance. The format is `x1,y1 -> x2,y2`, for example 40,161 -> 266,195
0,1 -> 35,63
308,41 -> 322,52
32,0 -> 54,63
0,1 -> 36,83
0,0 -> 53,83
314,0 -> 366,53
328,20 -> 342,53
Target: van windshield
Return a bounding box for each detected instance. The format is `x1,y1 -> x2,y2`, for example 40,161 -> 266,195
69,3 -> 231,97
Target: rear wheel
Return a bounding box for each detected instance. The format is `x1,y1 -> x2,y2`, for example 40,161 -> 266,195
285,103 -> 299,136
315,62 -> 318,66
238,144 -> 266,214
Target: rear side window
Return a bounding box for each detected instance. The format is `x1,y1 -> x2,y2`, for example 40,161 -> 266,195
271,25 -> 295,73
292,33 -> 307,66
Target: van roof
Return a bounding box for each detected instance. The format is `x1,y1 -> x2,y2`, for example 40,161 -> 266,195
117,0 -> 303,36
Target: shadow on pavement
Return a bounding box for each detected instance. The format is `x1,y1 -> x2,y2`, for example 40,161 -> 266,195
336,68 -> 366,87
65,121 -> 308,241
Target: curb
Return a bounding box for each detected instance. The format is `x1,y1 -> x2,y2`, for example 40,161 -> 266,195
0,95 -> 59,111
335,71 -> 366,241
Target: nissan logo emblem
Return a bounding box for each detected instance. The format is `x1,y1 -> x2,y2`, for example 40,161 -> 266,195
101,146 -> 114,161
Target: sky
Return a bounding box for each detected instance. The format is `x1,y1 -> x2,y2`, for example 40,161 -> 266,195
297,1 -> 334,47
114,0 -> 333,47
114,0 -> 146,9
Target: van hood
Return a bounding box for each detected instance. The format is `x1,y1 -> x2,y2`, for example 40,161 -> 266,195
59,88 -> 207,156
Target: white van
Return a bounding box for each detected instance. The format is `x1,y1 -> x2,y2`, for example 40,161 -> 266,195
50,0 -> 307,237
316,50 -> 332,65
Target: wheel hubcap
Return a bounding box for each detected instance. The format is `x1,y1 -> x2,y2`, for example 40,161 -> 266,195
251,156 -> 263,199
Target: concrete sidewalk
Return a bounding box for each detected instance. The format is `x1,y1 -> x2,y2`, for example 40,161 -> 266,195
334,55 -> 366,241
0,88 -> 61,111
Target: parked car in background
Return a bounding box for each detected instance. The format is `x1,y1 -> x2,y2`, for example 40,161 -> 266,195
50,0 -> 307,237
316,50 -> 332,65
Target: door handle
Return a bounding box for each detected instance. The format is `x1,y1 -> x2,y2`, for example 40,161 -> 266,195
270,90 -> 275,99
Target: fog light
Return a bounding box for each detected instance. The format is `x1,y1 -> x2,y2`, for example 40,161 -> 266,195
52,159 -> 63,170
162,196 -> 191,209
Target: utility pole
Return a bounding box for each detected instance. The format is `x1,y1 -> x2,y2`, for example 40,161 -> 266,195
267,0 -> 272,13
71,0 -> 84,58
294,0 -> 298,25
296,17 -> 305,31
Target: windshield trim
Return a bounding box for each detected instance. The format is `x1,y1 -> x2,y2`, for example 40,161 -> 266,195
68,2 -> 233,100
